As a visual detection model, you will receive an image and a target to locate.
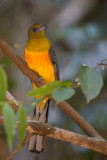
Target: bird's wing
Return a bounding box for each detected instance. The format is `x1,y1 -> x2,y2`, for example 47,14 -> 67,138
49,45 -> 60,80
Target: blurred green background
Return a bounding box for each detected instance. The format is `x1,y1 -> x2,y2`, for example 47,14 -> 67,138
0,0 -> 107,160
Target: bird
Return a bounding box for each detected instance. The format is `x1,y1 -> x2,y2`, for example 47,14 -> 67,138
24,23 -> 59,153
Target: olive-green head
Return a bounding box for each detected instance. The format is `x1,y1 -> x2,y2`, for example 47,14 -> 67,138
28,23 -> 46,39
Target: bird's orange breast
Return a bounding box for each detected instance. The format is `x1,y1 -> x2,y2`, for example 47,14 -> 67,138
24,50 -> 55,86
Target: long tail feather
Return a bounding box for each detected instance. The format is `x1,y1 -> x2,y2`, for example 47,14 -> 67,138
29,98 -> 50,153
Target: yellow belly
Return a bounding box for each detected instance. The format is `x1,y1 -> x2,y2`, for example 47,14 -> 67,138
24,50 -> 55,87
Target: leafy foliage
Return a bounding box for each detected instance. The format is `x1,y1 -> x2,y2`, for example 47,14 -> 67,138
27,80 -> 74,97
0,63 -> 105,151
3,103 -> 16,150
78,66 -> 103,103
18,105 -> 27,145
52,86 -> 75,103
0,66 -> 7,101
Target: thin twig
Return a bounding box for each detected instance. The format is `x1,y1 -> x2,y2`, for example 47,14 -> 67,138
7,134 -> 31,160
94,63 -> 107,69
0,36 -> 103,138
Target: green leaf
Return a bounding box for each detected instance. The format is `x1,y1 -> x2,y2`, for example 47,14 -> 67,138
0,101 -> 5,112
18,106 -> 27,145
52,86 -> 75,103
27,80 -> 73,97
0,66 -> 7,101
3,103 -> 16,150
78,66 -> 103,103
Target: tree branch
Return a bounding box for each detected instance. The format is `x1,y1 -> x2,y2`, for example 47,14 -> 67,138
0,115 -> 106,156
0,37 -> 44,87
5,91 -> 19,113
5,89 -> 102,138
0,36 -> 103,138
27,120 -> 107,155
52,99 -> 102,138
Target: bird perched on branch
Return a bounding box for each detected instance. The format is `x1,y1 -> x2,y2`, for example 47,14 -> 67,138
24,23 -> 59,153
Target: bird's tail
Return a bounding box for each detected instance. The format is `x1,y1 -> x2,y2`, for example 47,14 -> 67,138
29,97 -> 50,153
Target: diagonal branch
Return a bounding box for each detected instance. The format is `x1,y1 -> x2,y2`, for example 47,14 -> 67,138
0,115 -> 107,155
0,36 -> 102,138
5,91 -> 19,113
27,120 -> 107,155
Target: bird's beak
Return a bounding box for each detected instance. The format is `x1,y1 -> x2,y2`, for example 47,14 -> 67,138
37,25 -> 46,32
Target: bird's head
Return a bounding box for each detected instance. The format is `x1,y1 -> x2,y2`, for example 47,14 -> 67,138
28,23 -> 46,39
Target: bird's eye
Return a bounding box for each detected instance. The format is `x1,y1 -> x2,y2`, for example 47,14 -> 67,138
32,27 -> 37,32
